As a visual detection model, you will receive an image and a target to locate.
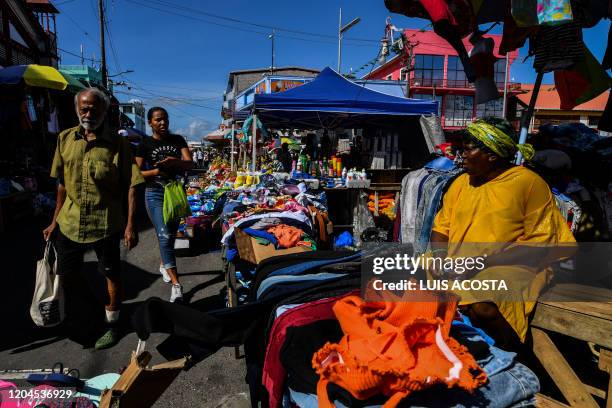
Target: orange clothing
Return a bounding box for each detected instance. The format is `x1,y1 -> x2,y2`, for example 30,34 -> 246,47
312,289 -> 487,408
268,224 -> 304,248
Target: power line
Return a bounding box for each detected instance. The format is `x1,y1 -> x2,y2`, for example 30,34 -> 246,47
52,0 -> 77,6
143,0 -> 378,43
104,18 -> 123,76
58,46 -> 100,63
53,3 -> 98,47
116,90 -> 213,122
126,85 -> 221,110
125,0 -> 376,47
124,79 -> 223,100
128,81 -> 223,94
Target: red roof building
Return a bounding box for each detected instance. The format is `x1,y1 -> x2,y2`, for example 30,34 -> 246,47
516,84 -> 609,132
364,29 -> 521,131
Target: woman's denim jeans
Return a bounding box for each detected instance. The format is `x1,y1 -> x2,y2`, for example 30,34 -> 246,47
145,187 -> 178,270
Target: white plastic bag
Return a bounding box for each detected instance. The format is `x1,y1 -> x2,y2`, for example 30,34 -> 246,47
30,242 -> 65,327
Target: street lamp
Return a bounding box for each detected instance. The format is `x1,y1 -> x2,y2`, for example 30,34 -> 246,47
337,8 -> 361,73
108,69 -> 134,78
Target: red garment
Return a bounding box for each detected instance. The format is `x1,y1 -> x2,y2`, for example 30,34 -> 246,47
555,70 -> 591,110
555,45 -> 611,110
418,0 -> 457,24
262,292 -> 359,408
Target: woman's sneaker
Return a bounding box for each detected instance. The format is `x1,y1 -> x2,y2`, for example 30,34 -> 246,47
159,266 -> 171,283
170,284 -> 183,303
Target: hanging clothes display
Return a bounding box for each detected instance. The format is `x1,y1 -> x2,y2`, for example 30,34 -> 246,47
536,0 -> 574,25
500,11 -> 538,54
419,114 -> 445,153
571,0 -> 609,28
554,45 -> 612,110
532,22 -> 584,73
469,33 -> 500,104
384,0 -> 476,82
511,0 -> 539,27
398,158 -> 462,253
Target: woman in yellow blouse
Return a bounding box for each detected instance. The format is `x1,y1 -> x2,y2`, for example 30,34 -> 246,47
431,118 -> 575,350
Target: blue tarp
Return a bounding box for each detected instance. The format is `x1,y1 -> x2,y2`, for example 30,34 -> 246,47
253,67 -> 437,128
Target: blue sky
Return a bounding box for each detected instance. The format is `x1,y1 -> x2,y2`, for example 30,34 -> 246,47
53,0 -> 610,140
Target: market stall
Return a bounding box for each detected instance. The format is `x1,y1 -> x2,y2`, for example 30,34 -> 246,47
0,64 -> 84,232
250,67 -> 440,243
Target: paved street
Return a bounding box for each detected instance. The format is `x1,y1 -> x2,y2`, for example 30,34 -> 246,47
0,218 -> 249,407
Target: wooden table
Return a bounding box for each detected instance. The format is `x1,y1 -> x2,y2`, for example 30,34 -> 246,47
531,284 -> 612,407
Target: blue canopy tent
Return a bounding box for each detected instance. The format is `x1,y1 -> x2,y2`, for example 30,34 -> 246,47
252,67 -> 438,129
239,67 -> 439,171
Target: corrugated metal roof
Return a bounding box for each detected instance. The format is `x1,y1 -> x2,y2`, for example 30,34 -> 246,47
517,84 -> 609,112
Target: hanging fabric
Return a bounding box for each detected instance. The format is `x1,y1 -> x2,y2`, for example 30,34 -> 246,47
419,114 -> 445,153
603,25 -> 612,70
469,33 -> 500,104
537,0 -> 574,25
384,0 -> 476,82
512,0 -> 540,27
532,22 -> 584,72
554,45 -> 612,110
597,92 -> 612,132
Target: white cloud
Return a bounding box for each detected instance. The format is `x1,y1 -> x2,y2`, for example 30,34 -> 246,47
175,119 -> 217,141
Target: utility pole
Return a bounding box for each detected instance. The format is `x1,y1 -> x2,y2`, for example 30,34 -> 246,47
270,29 -> 275,75
502,53 -> 510,118
337,8 -> 361,74
337,8 -> 342,72
405,41 -> 417,98
80,44 -> 84,65
98,0 -> 107,89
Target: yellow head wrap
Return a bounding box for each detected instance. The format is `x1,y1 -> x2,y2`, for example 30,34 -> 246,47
466,121 -> 535,162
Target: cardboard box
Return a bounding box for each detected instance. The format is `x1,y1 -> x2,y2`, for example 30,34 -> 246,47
235,228 -> 311,264
99,351 -> 187,408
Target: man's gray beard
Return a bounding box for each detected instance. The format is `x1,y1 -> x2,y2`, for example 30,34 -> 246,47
79,117 -> 103,131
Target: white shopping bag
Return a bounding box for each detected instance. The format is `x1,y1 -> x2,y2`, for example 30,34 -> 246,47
30,241 -> 65,327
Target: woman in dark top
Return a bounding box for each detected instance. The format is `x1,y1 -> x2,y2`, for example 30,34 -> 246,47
135,107 -> 193,302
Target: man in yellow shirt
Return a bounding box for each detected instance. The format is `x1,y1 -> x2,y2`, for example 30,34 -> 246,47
431,118 -> 575,350
43,87 -> 144,350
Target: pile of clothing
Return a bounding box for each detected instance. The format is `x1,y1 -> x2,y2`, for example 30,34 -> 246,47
133,252 -> 540,408
395,157 -> 463,253
218,176 -> 334,303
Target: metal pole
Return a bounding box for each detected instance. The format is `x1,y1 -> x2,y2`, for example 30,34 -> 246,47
337,8 -> 342,72
271,29 -> 275,75
406,41 -> 413,98
516,71 -> 543,164
230,123 -> 235,171
502,53 -> 510,118
252,113 -> 257,172
98,0 -> 107,89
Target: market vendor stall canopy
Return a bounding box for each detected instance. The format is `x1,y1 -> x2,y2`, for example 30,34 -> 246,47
0,64 -> 73,91
253,67 -> 438,129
